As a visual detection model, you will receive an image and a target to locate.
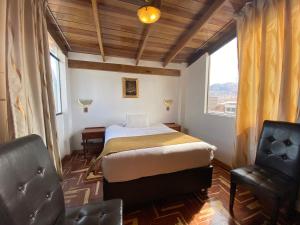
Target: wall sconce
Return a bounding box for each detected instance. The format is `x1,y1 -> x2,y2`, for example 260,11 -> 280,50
164,99 -> 173,111
78,99 -> 93,113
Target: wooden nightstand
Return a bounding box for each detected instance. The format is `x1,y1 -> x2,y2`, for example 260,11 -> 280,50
82,127 -> 105,158
164,123 -> 181,132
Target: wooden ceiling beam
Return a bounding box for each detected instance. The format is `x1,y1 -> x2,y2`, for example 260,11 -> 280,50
46,5 -> 71,54
68,60 -> 181,76
136,25 -> 152,65
118,0 -> 144,6
91,0 -> 105,62
163,0 -> 227,67
187,20 -> 236,66
135,0 -> 161,65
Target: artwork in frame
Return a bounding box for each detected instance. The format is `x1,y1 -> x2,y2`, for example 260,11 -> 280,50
122,77 -> 139,98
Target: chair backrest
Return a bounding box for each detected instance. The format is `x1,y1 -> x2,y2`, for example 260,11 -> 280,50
256,120 -> 300,181
0,135 -> 65,225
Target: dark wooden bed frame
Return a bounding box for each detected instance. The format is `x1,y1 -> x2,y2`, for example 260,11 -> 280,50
103,165 -> 213,206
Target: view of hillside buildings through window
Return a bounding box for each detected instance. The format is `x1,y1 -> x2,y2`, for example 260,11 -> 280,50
207,38 -> 239,116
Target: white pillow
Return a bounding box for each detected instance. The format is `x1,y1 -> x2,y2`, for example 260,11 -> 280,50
125,113 -> 149,128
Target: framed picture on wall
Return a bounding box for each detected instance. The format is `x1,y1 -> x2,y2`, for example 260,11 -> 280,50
122,77 -> 139,98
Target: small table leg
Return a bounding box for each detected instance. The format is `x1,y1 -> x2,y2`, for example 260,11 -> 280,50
83,140 -> 87,159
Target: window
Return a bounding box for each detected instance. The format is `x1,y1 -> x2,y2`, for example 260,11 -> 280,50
206,38 -> 239,116
50,53 -> 62,115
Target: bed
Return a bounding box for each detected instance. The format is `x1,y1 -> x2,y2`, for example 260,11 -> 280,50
98,123 -> 216,206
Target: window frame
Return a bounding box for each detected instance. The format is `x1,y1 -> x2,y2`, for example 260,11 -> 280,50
205,38 -> 238,118
50,52 -> 63,116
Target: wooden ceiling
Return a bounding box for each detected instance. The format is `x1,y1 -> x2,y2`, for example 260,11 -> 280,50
47,0 -> 248,66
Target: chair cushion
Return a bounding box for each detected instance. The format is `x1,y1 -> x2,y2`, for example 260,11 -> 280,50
256,120 -> 300,180
61,199 -> 123,225
0,135 -> 65,225
0,135 -> 123,225
231,165 -> 298,198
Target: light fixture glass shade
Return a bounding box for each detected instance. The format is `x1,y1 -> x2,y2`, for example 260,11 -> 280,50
137,6 -> 161,24
78,99 -> 93,107
164,99 -> 173,111
78,99 -> 93,113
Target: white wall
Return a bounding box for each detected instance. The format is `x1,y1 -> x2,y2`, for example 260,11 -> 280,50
181,53 -> 236,167
68,53 -> 186,150
55,50 -> 72,159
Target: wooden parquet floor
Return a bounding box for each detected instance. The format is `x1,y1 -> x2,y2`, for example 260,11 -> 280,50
62,152 -> 300,225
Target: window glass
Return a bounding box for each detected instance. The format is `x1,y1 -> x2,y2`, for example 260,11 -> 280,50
50,54 -> 62,115
207,38 -> 239,116
49,34 -> 58,57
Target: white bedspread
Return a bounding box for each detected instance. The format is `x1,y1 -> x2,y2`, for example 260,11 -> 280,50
102,124 -> 217,182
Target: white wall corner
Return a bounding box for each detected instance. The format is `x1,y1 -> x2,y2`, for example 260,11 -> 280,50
182,53 -> 236,166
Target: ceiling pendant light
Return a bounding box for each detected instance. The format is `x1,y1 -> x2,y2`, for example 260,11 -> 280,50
137,0 -> 161,24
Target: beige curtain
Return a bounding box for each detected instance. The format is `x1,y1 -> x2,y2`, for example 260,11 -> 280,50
0,0 -> 8,142
234,0 -> 300,166
0,0 -> 62,176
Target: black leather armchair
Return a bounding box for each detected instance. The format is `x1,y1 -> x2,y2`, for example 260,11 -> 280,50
0,135 -> 123,225
230,120 -> 300,224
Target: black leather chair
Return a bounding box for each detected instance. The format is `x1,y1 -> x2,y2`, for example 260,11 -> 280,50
230,120 -> 300,224
0,135 -> 123,225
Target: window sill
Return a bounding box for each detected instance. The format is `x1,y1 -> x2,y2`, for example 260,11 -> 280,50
205,112 -> 236,118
